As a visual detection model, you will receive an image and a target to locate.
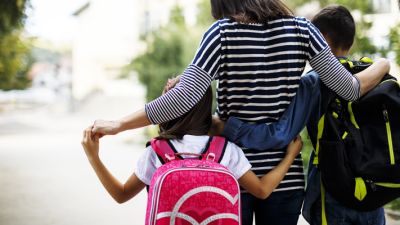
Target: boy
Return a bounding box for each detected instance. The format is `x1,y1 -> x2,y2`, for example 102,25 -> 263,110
210,5 -> 386,224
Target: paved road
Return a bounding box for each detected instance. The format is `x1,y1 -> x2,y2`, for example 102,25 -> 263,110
0,95 -> 150,225
0,94 -> 398,225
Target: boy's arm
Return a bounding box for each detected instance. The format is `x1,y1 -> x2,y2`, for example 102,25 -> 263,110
210,78 -> 316,150
81,127 -> 146,204
238,135 -> 303,199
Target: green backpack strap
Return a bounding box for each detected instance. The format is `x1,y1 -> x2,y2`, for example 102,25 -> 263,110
320,173 -> 327,225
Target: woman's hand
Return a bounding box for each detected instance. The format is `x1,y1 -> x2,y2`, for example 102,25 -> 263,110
91,119 -> 121,138
91,108 -> 152,138
208,115 -> 227,136
81,126 -> 100,161
286,135 -> 303,158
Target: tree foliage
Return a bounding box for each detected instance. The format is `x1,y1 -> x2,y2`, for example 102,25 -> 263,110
388,24 -> 400,67
0,0 -> 29,35
0,31 -> 32,90
124,6 -> 203,102
0,0 -> 33,91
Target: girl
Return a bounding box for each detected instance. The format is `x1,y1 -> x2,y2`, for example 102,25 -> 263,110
91,0 -> 390,224
81,76 -> 302,208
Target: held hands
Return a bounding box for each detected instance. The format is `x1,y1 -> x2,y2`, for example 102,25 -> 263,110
286,135 -> 303,158
91,119 -> 121,139
81,126 -> 100,161
208,115 -> 227,136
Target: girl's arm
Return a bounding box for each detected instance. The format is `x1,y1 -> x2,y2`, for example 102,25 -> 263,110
238,135 -> 303,199
81,126 -> 146,204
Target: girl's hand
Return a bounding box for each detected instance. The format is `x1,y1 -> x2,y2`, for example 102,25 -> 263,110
81,126 -> 100,161
286,135 -> 303,158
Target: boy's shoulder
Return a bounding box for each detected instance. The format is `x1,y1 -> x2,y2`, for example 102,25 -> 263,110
301,70 -> 321,88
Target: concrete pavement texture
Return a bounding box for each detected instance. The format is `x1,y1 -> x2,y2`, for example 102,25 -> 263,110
0,94 -> 149,225
0,93 -> 398,225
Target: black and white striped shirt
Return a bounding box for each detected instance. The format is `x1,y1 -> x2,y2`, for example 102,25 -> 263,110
146,16 -> 360,192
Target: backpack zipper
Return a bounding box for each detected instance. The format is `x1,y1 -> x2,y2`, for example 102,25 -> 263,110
367,180 -> 377,191
367,180 -> 400,189
382,104 -> 395,165
374,182 -> 400,188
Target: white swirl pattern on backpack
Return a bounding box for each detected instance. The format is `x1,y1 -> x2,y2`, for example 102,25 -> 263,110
155,186 -> 239,225
157,212 -> 239,225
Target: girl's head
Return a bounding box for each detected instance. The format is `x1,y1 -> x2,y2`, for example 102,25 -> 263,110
210,0 -> 293,25
157,76 -> 213,140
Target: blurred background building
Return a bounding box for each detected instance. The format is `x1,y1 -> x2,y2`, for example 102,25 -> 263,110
71,0 -> 201,100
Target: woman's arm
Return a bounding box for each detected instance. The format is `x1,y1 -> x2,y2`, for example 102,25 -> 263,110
81,126 -> 146,203
306,20 -> 390,100
355,58 -> 391,96
145,22 -> 221,124
92,108 -> 151,137
238,135 -> 303,199
92,22 -> 222,136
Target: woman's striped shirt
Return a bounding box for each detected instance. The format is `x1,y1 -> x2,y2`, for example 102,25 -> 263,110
145,16 -> 360,192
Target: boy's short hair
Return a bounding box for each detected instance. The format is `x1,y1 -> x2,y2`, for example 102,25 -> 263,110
311,5 -> 355,51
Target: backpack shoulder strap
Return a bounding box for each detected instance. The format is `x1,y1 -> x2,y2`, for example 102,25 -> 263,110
320,83 -> 337,112
202,136 -> 228,163
150,138 -> 182,164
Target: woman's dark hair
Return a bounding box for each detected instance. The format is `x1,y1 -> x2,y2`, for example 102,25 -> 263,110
157,76 -> 213,140
311,5 -> 355,51
211,0 -> 293,25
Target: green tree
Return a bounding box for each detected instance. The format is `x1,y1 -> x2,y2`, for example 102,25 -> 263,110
0,0 -> 33,91
196,0 -> 214,28
388,24 -> 400,67
125,7 -> 189,102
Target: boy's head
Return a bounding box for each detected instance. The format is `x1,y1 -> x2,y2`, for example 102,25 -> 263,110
157,76 -> 213,140
311,5 -> 355,54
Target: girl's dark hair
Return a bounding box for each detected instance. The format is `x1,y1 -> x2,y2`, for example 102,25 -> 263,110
211,0 -> 293,25
157,76 -> 213,140
311,5 -> 355,51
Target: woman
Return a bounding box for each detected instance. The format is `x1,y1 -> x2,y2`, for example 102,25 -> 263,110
91,0 -> 390,224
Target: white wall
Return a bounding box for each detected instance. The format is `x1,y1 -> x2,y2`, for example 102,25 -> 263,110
72,0 -> 200,100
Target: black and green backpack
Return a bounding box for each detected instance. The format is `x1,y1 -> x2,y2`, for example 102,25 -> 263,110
310,58 -> 400,217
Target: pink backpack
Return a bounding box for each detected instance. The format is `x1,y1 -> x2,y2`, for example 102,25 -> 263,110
145,136 -> 241,225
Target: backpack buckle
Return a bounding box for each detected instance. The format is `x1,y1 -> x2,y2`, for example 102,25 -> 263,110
206,153 -> 216,162
383,110 -> 389,122
165,154 -> 175,162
